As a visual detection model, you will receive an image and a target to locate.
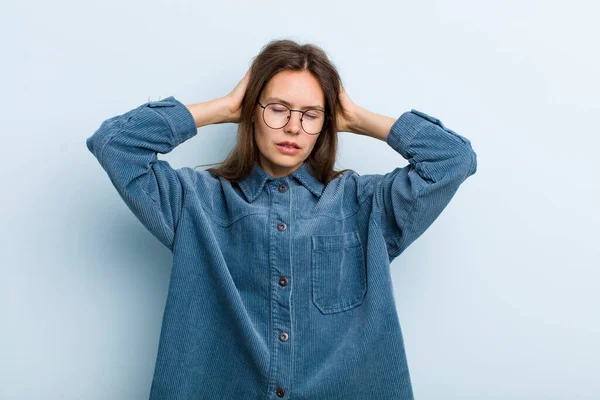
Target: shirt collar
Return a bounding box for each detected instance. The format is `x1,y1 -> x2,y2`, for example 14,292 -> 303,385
238,161 -> 325,203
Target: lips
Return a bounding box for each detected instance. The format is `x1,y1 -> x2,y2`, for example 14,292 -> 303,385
276,141 -> 300,149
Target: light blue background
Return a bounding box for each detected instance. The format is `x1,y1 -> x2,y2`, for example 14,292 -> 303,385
2,0 -> 598,399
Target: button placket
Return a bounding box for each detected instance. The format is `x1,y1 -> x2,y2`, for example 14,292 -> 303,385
268,179 -> 293,399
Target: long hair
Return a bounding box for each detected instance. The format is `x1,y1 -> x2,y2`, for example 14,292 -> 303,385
195,39 -> 353,184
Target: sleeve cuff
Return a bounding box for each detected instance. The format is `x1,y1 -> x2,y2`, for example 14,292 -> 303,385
385,108 -> 472,158
385,110 -> 429,159
147,96 -> 198,144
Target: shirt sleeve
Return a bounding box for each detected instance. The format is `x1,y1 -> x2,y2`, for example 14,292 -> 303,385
356,109 -> 478,263
86,96 -> 198,251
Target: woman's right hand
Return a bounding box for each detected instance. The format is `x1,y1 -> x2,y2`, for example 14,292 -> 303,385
223,68 -> 251,124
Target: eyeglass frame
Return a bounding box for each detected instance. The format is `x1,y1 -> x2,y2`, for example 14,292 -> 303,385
256,100 -> 330,135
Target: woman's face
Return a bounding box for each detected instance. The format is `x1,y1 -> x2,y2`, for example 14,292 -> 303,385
253,70 -> 325,178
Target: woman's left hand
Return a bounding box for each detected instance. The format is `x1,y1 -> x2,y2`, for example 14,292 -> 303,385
336,84 -> 360,133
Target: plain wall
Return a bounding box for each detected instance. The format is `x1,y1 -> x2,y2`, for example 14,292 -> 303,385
1,0 -> 598,398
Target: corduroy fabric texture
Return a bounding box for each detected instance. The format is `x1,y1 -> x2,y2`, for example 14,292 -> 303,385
86,96 -> 477,399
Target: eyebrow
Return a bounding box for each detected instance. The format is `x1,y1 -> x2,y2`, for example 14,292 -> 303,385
265,97 -> 324,111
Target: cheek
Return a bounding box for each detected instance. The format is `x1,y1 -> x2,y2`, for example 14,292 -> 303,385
254,128 -> 271,152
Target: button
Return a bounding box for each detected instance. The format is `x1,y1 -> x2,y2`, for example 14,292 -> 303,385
279,332 -> 289,342
279,276 -> 288,286
277,222 -> 287,231
278,183 -> 287,193
276,388 -> 285,397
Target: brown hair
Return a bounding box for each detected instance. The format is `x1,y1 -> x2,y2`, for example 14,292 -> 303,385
195,39 -> 353,184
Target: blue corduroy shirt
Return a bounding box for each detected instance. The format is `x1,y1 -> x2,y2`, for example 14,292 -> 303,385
86,95 -> 477,399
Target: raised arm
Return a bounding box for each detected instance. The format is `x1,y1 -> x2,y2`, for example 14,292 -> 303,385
86,95 -> 232,251
350,104 -> 477,263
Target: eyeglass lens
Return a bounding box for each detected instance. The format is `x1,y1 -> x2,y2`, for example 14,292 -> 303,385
263,103 -> 325,134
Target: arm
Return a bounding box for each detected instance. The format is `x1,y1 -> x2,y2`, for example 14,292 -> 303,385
86,96 -> 231,251
186,97 -> 234,128
348,105 -> 396,142
351,107 -> 478,263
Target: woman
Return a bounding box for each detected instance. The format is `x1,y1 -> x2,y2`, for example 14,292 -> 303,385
86,39 -> 477,400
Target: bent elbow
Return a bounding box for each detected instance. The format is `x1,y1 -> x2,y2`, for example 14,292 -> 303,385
463,145 -> 477,178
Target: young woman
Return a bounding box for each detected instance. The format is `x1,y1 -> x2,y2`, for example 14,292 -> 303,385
87,39 -> 477,400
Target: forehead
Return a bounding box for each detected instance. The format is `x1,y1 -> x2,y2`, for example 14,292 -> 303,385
263,70 -> 325,108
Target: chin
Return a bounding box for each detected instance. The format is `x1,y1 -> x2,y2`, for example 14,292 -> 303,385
271,152 -> 302,165
280,155 -> 300,162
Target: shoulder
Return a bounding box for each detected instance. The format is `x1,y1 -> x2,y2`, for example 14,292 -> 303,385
175,167 -> 224,194
316,168 -> 383,213
340,168 -> 388,204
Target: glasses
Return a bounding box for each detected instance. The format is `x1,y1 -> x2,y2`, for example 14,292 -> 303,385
257,100 -> 329,135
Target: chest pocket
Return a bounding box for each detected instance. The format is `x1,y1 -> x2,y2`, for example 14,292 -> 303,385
310,231 -> 367,314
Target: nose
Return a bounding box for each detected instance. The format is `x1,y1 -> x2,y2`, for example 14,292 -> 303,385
285,111 -> 302,134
